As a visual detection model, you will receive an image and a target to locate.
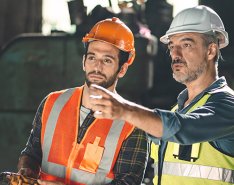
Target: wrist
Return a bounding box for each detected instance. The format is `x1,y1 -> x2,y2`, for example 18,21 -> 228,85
18,155 -> 40,178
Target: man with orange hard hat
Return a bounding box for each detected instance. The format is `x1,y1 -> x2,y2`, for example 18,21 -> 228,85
17,17 -> 148,185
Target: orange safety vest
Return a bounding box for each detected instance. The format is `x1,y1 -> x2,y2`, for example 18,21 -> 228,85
40,86 -> 134,185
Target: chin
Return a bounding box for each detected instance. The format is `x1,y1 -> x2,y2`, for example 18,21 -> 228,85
173,74 -> 185,84
86,79 -> 102,87
88,81 -> 106,88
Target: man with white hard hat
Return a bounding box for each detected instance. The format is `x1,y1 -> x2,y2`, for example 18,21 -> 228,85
89,5 -> 234,185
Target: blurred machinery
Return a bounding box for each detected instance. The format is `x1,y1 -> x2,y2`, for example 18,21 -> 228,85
0,1 -> 234,185
0,2 -> 158,183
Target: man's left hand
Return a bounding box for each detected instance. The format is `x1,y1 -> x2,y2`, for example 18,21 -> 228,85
38,179 -> 65,185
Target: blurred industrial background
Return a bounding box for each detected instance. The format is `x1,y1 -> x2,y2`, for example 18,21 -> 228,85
0,0 -> 234,184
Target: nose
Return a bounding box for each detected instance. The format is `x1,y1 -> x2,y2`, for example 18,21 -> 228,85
169,46 -> 182,61
94,59 -> 103,72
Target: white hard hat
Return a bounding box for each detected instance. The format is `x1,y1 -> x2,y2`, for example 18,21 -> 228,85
160,5 -> 229,49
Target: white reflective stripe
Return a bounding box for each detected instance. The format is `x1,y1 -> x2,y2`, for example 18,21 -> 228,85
98,120 -> 125,172
42,88 -> 76,174
162,161 -> 234,183
71,168 -> 112,185
42,88 -> 126,184
153,163 -> 158,175
43,162 -> 66,178
70,120 -> 125,184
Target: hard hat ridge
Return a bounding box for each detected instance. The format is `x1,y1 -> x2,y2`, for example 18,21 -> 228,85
82,17 -> 135,65
160,5 -> 229,49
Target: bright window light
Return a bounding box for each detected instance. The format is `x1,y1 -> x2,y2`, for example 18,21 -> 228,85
167,0 -> 199,17
42,0 -> 199,35
83,0 -> 110,14
42,0 -> 72,35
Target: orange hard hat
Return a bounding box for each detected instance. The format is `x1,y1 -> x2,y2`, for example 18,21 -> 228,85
82,17 -> 135,65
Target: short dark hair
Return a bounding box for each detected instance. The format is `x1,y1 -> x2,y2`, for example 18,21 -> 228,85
118,50 -> 130,68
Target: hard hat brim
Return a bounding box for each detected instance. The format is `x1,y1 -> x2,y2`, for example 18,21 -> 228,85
160,30 -> 229,49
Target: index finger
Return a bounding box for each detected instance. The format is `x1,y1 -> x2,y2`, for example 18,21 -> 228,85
90,84 -> 114,97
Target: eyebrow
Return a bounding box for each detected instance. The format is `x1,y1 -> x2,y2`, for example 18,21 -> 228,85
87,52 -> 94,55
87,52 -> 116,60
104,55 -> 116,60
168,37 -> 196,45
181,38 -> 196,43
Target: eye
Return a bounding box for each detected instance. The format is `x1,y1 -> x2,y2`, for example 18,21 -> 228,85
87,56 -> 95,60
168,45 -> 174,51
86,55 -> 97,64
103,58 -> 113,65
182,43 -> 191,48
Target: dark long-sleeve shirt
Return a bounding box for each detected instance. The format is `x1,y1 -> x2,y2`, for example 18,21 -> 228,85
150,77 -> 234,156
21,97 -> 149,185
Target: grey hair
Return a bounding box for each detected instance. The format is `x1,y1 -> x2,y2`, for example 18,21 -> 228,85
201,33 -> 223,63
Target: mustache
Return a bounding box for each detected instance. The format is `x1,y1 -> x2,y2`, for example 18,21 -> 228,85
171,59 -> 186,65
88,71 -> 106,78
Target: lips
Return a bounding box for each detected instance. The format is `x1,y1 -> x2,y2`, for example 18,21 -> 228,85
172,63 -> 185,71
89,74 -> 105,80
173,63 -> 184,68
171,61 -> 186,71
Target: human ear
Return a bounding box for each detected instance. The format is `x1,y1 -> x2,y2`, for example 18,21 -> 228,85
207,43 -> 218,61
82,55 -> 85,71
118,63 -> 128,78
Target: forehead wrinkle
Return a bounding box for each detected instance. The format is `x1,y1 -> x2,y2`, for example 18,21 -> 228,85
169,37 -> 196,45
180,37 -> 196,43
169,33 -> 203,44
87,51 -> 117,60
88,43 -> 119,59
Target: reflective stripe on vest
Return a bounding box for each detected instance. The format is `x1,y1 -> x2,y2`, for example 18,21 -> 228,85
41,88 -> 125,184
172,94 -> 211,161
42,88 -> 75,178
154,161 -> 234,184
71,119 -> 125,184
152,93 -> 234,185
42,88 -> 76,165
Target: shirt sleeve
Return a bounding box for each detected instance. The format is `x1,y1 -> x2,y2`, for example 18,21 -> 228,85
108,128 -> 149,185
151,92 -> 234,155
20,98 -> 46,165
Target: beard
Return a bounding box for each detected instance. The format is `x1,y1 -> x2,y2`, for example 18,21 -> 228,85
85,70 -> 119,88
172,59 -> 208,84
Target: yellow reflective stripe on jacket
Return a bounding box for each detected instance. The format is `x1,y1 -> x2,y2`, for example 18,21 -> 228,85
153,94 -> 211,161
151,92 -> 234,185
172,94 -> 211,161
186,94 -> 211,113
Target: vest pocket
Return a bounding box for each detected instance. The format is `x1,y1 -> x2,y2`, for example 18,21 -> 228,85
79,137 -> 104,173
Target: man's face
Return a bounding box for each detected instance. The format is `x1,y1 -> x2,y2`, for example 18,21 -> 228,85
168,33 -> 209,85
83,41 -> 120,89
